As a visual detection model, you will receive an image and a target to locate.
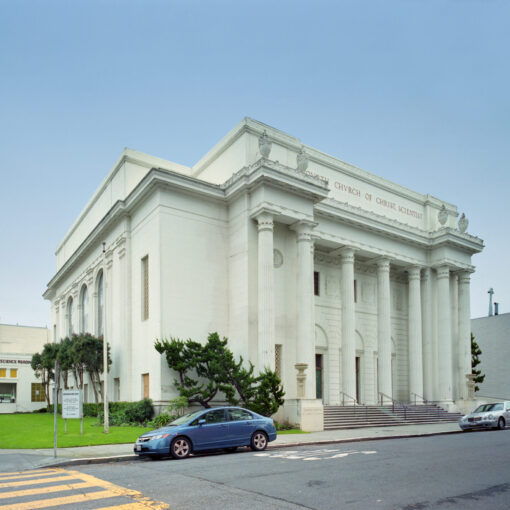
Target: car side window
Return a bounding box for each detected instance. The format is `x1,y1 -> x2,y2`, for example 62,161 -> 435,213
204,409 -> 226,424
493,403 -> 503,411
227,409 -> 253,421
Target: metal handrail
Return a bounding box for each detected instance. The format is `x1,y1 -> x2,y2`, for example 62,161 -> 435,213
340,391 -> 357,406
378,392 -> 408,419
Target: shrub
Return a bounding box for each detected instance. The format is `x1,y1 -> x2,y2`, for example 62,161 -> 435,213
97,399 -> 154,425
149,413 -> 174,428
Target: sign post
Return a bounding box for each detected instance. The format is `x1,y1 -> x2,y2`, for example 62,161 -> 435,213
62,390 -> 83,435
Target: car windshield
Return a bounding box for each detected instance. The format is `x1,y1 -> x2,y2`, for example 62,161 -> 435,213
473,403 -> 500,413
169,410 -> 204,426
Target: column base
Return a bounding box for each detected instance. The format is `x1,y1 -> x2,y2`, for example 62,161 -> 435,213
283,399 -> 324,432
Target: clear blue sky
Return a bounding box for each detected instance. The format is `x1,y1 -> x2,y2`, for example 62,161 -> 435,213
1,0 -> 508,327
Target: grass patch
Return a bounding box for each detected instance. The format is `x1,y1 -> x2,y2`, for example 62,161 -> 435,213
0,413 -> 147,449
277,429 -> 309,434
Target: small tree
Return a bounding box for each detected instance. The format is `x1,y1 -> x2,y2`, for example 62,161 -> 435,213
471,333 -> 485,392
31,342 -> 59,409
155,332 -> 285,416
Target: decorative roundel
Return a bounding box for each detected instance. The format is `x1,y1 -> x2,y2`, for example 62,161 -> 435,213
273,249 -> 283,268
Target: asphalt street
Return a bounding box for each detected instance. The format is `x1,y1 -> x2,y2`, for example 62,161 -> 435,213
60,429 -> 510,510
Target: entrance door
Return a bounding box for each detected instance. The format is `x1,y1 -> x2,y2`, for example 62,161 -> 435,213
355,356 -> 360,403
315,354 -> 323,400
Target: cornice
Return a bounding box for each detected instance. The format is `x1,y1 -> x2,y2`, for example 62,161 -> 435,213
314,199 -> 484,255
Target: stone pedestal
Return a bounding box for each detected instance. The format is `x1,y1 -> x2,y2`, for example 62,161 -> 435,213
284,399 -> 324,432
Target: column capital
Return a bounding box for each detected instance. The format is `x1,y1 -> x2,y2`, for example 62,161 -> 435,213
331,246 -> 356,263
290,220 -> 317,242
374,257 -> 391,273
407,265 -> 422,281
421,266 -> 432,281
457,271 -> 471,285
436,265 -> 451,280
255,211 -> 274,232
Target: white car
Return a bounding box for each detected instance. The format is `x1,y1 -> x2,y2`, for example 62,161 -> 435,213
459,401 -> 510,431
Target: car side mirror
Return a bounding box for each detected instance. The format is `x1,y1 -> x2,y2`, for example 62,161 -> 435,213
198,419 -> 206,426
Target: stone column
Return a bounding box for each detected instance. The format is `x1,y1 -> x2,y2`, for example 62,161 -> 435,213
340,247 -> 356,402
408,266 -> 423,402
421,267 -> 434,401
437,265 -> 453,403
450,273 -> 459,399
377,258 -> 392,403
256,212 -> 275,372
458,271 -> 472,400
294,221 -> 316,399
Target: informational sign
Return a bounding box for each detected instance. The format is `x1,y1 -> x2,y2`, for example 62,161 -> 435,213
62,390 -> 83,419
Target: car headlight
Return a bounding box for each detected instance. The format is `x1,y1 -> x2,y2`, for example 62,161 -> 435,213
150,433 -> 170,441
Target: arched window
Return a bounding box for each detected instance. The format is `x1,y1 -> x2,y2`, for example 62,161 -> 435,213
80,285 -> 88,333
96,270 -> 104,337
67,296 -> 74,337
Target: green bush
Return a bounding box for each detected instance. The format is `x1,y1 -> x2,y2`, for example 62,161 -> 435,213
97,399 -> 154,425
149,413 -> 175,428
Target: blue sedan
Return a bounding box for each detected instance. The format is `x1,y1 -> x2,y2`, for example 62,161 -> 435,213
134,406 -> 277,459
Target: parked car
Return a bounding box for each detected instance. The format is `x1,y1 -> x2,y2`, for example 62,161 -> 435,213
134,406 -> 277,459
459,401 -> 510,431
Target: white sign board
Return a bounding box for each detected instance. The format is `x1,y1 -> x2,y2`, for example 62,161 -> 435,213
62,390 -> 83,419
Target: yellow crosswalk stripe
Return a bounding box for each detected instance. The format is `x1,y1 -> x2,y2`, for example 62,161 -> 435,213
0,475 -> 76,489
0,481 -> 92,499
0,472 -> 59,481
96,503 -> 169,510
0,468 -> 169,510
0,489 -> 116,509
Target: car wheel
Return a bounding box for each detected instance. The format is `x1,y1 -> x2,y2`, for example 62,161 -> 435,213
497,417 -> 506,430
250,431 -> 268,451
170,437 -> 191,459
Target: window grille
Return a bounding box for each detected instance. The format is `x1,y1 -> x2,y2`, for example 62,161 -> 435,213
31,383 -> 45,402
275,344 -> 282,378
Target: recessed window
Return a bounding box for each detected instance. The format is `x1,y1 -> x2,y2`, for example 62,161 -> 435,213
10,369 -> 17,378
80,285 -> 89,333
67,296 -> 74,336
354,279 -> 357,303
0,383 -> 16,403
314,271 -> 320,296
0,368 -> 6,378
96,270 -> 104,337
142,256 -> 149,320
142,373 -> 149,399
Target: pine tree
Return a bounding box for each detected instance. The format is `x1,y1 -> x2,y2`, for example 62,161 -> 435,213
471,333 -> 485,392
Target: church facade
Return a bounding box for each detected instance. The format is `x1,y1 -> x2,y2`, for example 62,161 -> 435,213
43,119 -> 483,430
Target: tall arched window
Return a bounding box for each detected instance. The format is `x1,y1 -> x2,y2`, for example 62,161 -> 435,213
67,296 -> 74,337
96,270 -> 104,337
80,285 -> 89,333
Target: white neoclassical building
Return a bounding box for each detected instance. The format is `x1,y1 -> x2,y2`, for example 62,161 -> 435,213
43,118 -> 483,430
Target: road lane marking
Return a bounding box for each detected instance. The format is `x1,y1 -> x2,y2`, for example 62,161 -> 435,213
254,448 -> 378,461
96,502 -> 169,510
0,481 -> 92,499
0,489 -> 116,509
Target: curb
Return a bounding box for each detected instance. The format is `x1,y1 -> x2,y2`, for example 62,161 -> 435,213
41,429 -> 463,468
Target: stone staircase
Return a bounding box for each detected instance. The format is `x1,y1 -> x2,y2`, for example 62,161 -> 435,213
323,403 -> 463,430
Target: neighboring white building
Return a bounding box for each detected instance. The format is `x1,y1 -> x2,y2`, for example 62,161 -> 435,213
471,313 -> 510,401
43,118 -> 483,430
0,324 -> 50,413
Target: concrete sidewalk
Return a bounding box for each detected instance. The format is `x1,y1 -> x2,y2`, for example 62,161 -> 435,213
0,422 -> 462,474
